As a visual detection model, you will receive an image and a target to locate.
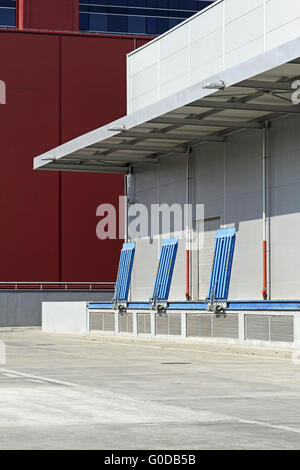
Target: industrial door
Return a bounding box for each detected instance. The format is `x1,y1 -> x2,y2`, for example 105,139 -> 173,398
197,217 -> 220,300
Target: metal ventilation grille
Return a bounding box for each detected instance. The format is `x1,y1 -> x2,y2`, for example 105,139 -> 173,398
89,312 -> 115,332
187,314 -> 211,337
156,313 -> 181,336
138,313 -> 151,335
245,315 -> 294,343
213,314 -> 239,338
187,313 -> 238,338
270,316 -> 294,342
118,313 -> 133,333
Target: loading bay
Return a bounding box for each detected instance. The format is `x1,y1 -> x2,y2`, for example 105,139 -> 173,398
0,328 -> 300,450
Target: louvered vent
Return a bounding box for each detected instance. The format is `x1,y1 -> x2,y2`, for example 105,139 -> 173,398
156,313 -> 181,336
187,313 -> 238,339
213,314 -> 239,338
118,313 -> 133,333
245,315 -> 294,343
138,313 -> 151,335
89,312 -> 115,332
270,316 -> 294,342
187,314 -> 211,337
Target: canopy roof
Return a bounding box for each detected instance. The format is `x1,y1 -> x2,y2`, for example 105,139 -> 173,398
34,37 -> 300,174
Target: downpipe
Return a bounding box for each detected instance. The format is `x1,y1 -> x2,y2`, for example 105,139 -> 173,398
262,123 -> 269,300
185,147 -> 192,301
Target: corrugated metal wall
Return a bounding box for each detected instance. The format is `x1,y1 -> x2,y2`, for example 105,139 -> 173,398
0,29 -> 149,283
130,115 -> 300,301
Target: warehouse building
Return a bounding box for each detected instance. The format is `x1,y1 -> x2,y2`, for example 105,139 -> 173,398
37,0 -> 300,348
0,1 -> 214,326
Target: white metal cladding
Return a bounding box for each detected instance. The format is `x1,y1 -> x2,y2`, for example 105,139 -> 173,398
245,314 -> 294,342
34,37 -> 300,175
129,116 -> 300,302
89,312 -> 115,332
137,313 -> 151,335
118,312 -> 133,333
156,313 -> 181,336
187,313 -> 239,338
127,0 -> 300,113
33,1 -> 300,178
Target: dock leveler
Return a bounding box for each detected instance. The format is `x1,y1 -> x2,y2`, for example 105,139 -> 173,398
87,228 -> 300,347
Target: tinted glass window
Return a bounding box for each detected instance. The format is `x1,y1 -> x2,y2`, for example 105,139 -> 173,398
0,0 -> 16,28
79,1 -> 215,36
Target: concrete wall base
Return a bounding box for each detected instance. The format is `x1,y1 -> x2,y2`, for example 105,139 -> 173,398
0,290 -> 113,328
42,302 -> 88,334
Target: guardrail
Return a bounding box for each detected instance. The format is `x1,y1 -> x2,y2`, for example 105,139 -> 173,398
0,282 -> 115,291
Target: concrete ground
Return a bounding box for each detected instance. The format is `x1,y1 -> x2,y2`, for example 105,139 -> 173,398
0,328 -> 300,450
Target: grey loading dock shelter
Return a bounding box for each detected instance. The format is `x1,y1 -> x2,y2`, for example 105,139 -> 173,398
36,1 -> 300,347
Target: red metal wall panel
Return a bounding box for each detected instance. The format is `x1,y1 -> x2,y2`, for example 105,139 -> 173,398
60,173 -> 123,282
0,32 -> 60,281
0,30 -> 151,283
61,35 -> 133,140
136,39 -> 151,49
23,0 -> 79,32
60,35 -> 137,281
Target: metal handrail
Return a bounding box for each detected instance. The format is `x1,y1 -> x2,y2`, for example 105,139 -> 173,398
0,281 -> 115,290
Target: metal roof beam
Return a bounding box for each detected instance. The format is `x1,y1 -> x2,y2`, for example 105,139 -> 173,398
236,80 -> 294,91
150,116 -> 263,129
88,142 -> 188,154
119,131 -> 225,142
67,153 -> 159,163
188,99 -> 300,114
39,164 -> 128,173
